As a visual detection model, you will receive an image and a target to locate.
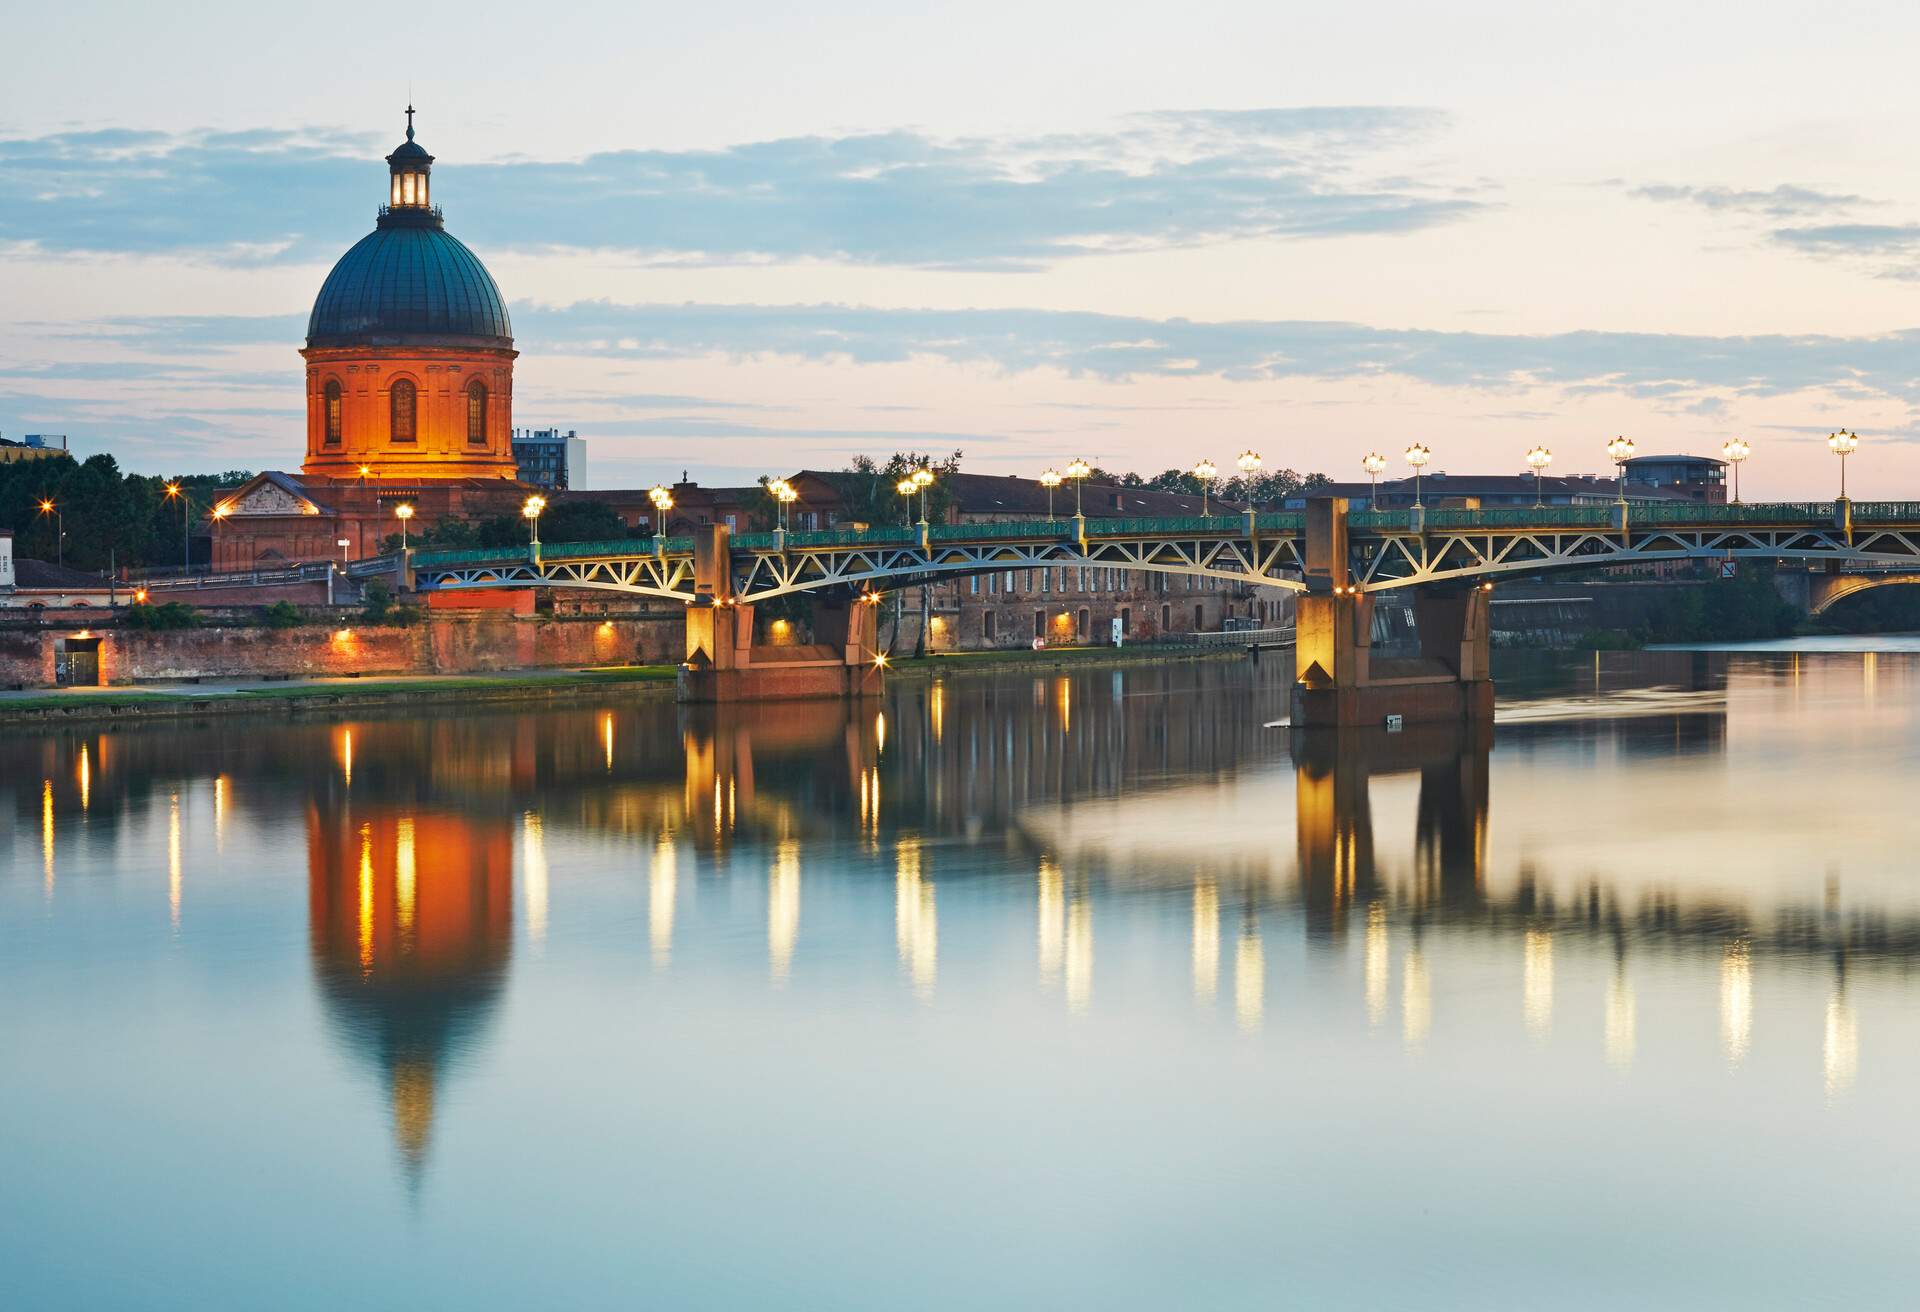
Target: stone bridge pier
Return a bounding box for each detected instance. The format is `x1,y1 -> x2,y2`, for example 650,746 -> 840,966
677,524 -> 885,703
1291,497 -> 1494,728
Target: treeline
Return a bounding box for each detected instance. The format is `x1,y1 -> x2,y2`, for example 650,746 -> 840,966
0,454 -> 252,572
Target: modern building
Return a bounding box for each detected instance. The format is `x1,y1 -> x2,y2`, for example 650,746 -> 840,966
1621,454 -> 1727,502
209,110 -> 534,570
0,434 -> 69,464
512,428 -> 587,489
1288,467 -> 1719,510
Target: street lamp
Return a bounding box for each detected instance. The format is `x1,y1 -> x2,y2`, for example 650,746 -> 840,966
774,479 -> 799,530
912,466 -> 934,525
648,485 -> 673,552
896,477 -> 916,524
1066,458 -> 1091,519
358,464 -> 373,484
164,481 -> 192,569
1040,467 -> 1062,520
1362,451 -> 1387,504
1192,458 -> 1218,517
1606,435 -> 1637,503
523,493 -> 547,546
1721,437 -> 1751,504
1828,429 -> 1859,500
1404,443 -> 1431,510
394,502 -> 414,551
1525,446 -> 1553,508
36,498 -> 63,568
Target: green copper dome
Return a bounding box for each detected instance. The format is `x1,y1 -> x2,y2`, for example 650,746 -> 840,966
306,224 -> 513,349
306,110 -> 513,351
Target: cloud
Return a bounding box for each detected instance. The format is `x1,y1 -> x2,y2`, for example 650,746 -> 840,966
53,301 -> 1920,411
1769,222 -> 1920,280
1631,183 -> 1870,218
0,109 -> 1477,270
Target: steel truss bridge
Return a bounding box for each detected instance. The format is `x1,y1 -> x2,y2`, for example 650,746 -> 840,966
376,500 -> 1920,603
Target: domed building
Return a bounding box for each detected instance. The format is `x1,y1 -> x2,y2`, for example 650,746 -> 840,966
209,111 -> 535,570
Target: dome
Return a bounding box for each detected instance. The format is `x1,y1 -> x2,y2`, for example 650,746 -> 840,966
306,223 -> 513,349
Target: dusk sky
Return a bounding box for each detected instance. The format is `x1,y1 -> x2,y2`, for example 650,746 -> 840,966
6,0 -> 1920,494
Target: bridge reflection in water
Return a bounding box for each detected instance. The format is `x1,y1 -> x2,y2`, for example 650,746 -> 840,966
10,648 -> 1916,1185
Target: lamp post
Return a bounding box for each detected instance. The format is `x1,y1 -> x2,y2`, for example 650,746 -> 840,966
1040,468 -> 1062,521
36,498 -> 63,568
1403,443 -> 1431,510
1828,429 -> 1859,500
648,485 -> 673,553
1606,435 -> 1636,503
775,479 -> 799,530
1525,446 -> 1553,509
1721,437 -> 1751,504
1362,452 -> 1387,504
1066,458 -> 1091,519
164,481 -> 192,570
896,477 -> 916,525
912,467 -> 934,526
523,493 -> 546,547
1237,450 -> 1262,531
394,502 -> 414,551
1192,458 -> 1218,517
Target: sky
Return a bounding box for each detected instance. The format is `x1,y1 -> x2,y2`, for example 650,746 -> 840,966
5,0 -> 1920,494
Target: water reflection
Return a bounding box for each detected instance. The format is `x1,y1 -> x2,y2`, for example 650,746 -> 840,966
8,649 -> 1920,1205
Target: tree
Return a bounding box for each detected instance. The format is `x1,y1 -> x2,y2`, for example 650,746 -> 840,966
826,452 -> 965,526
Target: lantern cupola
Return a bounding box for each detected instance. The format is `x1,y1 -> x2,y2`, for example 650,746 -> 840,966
383,106 -> 436,222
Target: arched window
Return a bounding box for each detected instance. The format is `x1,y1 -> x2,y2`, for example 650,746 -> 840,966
323,379 -> 342,445
390,379 -> 416,442
466,380 -> 488,444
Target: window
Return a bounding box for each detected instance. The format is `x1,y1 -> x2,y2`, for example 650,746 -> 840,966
1078,607 -> 1089,637
970,576 -> 980,596
984,610 -> 997,641
323,379 -> 342,445
466,381 -> 488,444
390,379 -> 416,442
1195,604 -> 1205,631
1034,610 -> 1045,638
1161,603 -> 1171,633
989,574 -> 998,595
1121,606 -> 1131,634
1041,569 -> 1050,594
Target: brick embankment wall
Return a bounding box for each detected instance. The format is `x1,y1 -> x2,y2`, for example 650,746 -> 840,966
0,612 -> 683,687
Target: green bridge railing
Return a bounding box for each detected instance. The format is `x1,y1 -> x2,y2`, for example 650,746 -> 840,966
404,501 -> 1914,575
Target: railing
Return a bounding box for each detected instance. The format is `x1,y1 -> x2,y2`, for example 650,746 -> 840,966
1424,505 -> 1615,529
1634,501 -> 1834,525
1190,625 -> 1294,647
144,563 -> 332,589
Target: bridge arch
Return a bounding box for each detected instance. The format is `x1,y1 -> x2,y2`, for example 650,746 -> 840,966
1808,572 -> 1920,616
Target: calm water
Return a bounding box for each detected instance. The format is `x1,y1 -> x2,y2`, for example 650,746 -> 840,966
4,649 -> 1918,1309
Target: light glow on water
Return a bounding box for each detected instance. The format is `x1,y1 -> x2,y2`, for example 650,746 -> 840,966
6,650 -> 1920,1307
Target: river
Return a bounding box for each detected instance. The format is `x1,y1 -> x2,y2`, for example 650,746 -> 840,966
4,647 -> 1917,1308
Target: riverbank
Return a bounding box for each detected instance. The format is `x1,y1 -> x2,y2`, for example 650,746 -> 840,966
0,665 -> 680,727
0,643 -> 1259,726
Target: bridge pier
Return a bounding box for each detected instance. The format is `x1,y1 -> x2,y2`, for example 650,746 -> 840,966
676,525 -> 885,703
1290,497 -> 1494,728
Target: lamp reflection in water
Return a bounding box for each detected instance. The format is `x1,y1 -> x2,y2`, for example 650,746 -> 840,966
1824,984 -> 1858,1100
1192,879 -> 1220,1004
1037,858 -> 1064,987
770,839 -> 801,984
1523,929 -> 1553,1041
168,794 -> 182,929
396,818 -> 417,939
522,812 -> 549,945
1721,939 -> 1753,1066
42,778 -> 54,898
895,837 -> 936,1000
213,774 -> 227,853
1364,902 -> 1389,1025
650,833 -> 677,968
1065,892 -> 1093,1014
1234,919 -> 1264,1032
602,712 -> 615,771
1605,961 -> 1636,1071
78,744 -> 90,812
1402,944 -> 1432,1050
